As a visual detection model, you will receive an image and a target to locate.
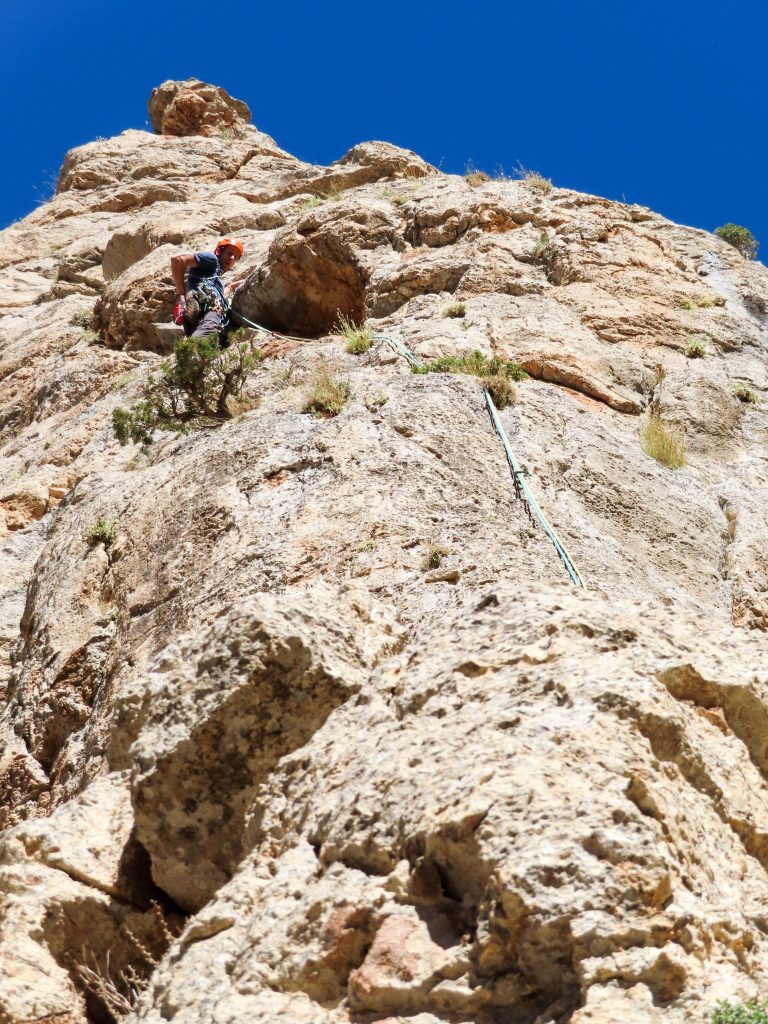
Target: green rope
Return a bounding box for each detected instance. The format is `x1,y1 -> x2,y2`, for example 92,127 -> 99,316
376,332 -> 587,589
483,389 -> 587,589
222,313 -> 587,589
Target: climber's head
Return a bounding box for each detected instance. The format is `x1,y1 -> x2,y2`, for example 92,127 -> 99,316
215,237 -> 244,270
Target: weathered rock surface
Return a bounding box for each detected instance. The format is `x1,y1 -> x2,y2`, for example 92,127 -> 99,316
2,79 -> 768,1024
148,78 -> 253,138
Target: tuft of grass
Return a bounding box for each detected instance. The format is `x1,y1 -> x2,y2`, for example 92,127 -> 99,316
83,518 -> 115,548
412,350 -> 527,410
733,382 -> 758,404
70,308 -> 93,329
82,329 -> 101,344
512,163 -> 553,194
390,194 -> 409,207
523,171 -> 553,194
532,231 -> 550,258
442,301 -> 466,319
336,313 -> 373,355
679,294 -> 723,310
715,223 -> 759,260
685,339 -> 707,359
422,544 -> 449,570
711,1000 -> 768,1024
272,360 -> 299,389
356,538 -> 378,553
484,374 -> 517,410
366,391 -> 389,411
465,170 -> 490,187
302,361 -> 350,417
641,414 -> 686,468
301,195 -> 323,209
110,371 -> 138,391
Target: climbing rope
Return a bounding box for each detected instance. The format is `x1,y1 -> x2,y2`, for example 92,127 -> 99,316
375,332 -> 587,589
483,389 -> 587,589
223,309 -> 587,588
227,308 -> 313,346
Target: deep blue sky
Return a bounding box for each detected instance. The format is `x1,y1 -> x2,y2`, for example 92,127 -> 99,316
3,0 -> 767,260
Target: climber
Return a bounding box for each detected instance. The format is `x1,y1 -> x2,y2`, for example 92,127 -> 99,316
170,238 -> 245,342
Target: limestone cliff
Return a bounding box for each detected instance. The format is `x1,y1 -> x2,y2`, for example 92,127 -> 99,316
1,78 -> 768,1024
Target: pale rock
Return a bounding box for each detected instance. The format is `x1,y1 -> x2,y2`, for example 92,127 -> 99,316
1,79 -> 768,1024
148,78 -> 252,137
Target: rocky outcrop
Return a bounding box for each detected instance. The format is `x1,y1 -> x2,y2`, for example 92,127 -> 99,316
148,78 -> 252,137
2,79 -> 768,1024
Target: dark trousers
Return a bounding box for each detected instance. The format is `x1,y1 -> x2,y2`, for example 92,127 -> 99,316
188,309 -> 224,339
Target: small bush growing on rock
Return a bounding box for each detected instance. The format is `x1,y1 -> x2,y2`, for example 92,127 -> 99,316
532,231 -> 550,258
70,308 -> 93,329
679,294 -> 722,310
715,223 -> 759,260
483,374 -> 517,409
442,301 -> 466,319
685,339 -> 707,359
83,518 -> 115,548
110,371 -> 138,391
337,314 -> 373,355
641,414 -> 686,469
733,382 -> 758,404
465,169 -> 490,187
390,194 -> 409,207
302,362 -> 350,416
412,350 -> 526,408
112,331 -> 262,448
301,195 -> 323,209
422,544 -> 449,570
513,163 -> 553,194
711,1000 -> 768,1024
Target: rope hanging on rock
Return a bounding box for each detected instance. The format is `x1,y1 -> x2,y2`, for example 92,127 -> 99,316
482,388 -> 587,589
221,311 -> 587,589
376,332 -> 587,590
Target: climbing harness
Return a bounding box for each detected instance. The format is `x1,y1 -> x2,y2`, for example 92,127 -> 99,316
374,332 -> 588,590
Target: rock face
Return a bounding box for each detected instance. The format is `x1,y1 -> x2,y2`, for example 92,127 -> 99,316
148,78 -> 252,137
2,79 -> 768,1024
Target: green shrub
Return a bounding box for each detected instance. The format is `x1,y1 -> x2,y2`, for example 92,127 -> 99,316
83,519 -> 115,548
523,170 -> 553,194
733,382 -> 758,404
442,301 -> 466,318
301,195 -> 323,209
711,1000 -> 768,1024
390,194 -> 408,207
336,314 -> 373,355
422,544 -> 449,570
685,339 -> 707,359
412,350 -> 526,408
512,162 -> 553,194
302,362 -> 350,416
641,414 -> 686,468
715,223 -> 759,260
679,294 -> 722,310
484,374 -> 517,410
532,231 -> 550,258
70,308 -> 93,329
112,331 -> 262,449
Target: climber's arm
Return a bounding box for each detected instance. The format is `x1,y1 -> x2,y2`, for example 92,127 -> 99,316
170,252 -> 198,299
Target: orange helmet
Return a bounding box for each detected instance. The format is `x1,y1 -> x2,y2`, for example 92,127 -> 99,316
215,237 -> 244,256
